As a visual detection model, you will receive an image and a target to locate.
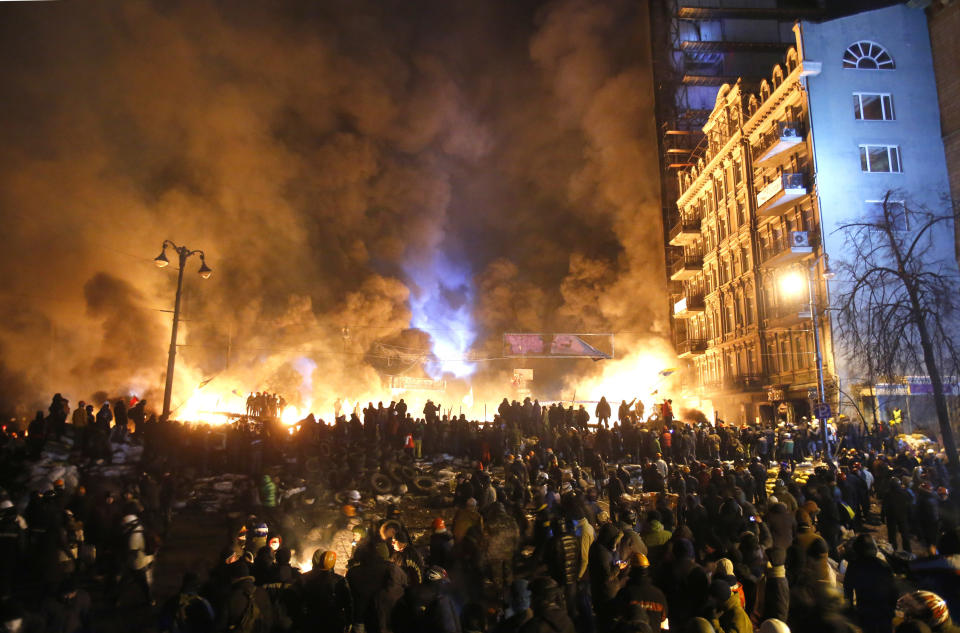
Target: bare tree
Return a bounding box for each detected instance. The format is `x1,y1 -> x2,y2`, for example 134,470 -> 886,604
833,191 -> 960,473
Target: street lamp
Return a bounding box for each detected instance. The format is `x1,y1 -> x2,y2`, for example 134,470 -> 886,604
780,254 -> 834,460
154,240 -> 212,420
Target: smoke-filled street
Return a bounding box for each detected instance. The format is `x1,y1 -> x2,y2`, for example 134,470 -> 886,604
2,1 -> 960,633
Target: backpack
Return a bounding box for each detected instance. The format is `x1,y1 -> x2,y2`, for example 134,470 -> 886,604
231,585 -> 261,633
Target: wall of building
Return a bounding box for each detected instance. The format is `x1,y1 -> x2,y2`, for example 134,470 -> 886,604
801,4 -> 955,418
927,0 -> 960,265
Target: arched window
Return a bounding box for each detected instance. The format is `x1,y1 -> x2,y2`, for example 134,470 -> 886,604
772,64 -> 784,89
759,80 -> 771,103
748,95 -> 759,116
785,48 -> 799,72
843,41 -> 894,69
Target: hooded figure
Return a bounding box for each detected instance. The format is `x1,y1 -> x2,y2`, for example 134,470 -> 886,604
590,523 -> 628,630
843,535 -> 896,633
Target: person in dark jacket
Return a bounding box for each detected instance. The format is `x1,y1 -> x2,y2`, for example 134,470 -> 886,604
657,539 -> 708,633
404,566 -> 460,633
615,553 -> 668,629
346,543 -> 391,633
429,518 -> 454,568
843,535 -> 896,633
590,523 -> 629,630
160,572 -> 215,633
215,562 -> 273,633
765,503 -> 797,551
299,550 -> 352,633
917,483 -> 942,551
884,478 -> 913,552
547,519 -> 580,621
520,577 -> 576,633
761,547 -> 789,623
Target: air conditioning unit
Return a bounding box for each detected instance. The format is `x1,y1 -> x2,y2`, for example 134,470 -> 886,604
791,231 -> 810,247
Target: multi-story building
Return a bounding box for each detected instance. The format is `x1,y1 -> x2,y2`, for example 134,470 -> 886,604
925,0 -> 960,266
669,4 -> 954,426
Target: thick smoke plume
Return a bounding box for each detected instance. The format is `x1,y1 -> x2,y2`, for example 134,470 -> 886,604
0,0 -> 667,418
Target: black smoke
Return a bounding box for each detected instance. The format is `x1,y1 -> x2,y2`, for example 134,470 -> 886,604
0,0 -> 667,416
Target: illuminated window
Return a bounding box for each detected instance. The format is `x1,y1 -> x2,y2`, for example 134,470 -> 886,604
859,145 -> 902,173
843,41 -> 895,69
853,93 -> 894,120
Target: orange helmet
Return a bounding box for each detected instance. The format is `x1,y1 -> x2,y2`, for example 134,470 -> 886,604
342,504 -> 356,517
431,517 -> 446,531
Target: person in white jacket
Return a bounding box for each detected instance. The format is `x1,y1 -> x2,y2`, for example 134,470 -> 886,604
121,514 -> 155,606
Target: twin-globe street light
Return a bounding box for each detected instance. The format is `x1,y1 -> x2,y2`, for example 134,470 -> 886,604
154,240 -> 212,420
779,255 -> 835,460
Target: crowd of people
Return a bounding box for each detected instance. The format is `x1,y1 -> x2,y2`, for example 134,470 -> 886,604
0,391 -> 957,633
247,393 -> 288,420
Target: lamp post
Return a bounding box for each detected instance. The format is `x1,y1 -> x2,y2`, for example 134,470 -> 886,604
154,240 -> 212,420
780,254 -> 834,460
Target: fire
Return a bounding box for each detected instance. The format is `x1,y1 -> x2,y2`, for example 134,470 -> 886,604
565,349 -> 677,415
281,405 -> 303,426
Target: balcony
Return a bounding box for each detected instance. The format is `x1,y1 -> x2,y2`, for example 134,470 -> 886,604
673,293 -> 706,319
764,301 -> 811,330
726,374 -> 765,392
756,172 -> 809,217
754,122 -> 804,167
668,217 -> 702,246
762,232 -> 814,267
677,338 -> 707,358
703,374 -> 765,394
670,255 -> 704,281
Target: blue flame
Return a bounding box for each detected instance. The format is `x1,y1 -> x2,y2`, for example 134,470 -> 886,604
406,253 -> 476,378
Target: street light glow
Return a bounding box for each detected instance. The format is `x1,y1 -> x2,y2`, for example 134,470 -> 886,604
779,270 -> 806,298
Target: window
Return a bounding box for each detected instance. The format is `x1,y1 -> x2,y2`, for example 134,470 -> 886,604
866,199 -> 908,231
843,41 -> 895,70
859,145 -> 902,173
853,93 -> 894,120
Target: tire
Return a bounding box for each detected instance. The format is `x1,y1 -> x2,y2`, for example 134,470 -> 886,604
410,475 -> 436,494
384,463 -> 404,483
400,466 -> 418,481
370,473 -> 392,495
305,456 -> 322,474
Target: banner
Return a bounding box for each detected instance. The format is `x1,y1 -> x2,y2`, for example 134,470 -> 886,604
388,376 -> 446,391
503,333 -> 613,359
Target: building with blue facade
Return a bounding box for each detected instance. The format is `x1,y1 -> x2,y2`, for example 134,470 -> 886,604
669,3 -> 955,432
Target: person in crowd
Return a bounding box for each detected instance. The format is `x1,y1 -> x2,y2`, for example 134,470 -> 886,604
2,389 -> 958,633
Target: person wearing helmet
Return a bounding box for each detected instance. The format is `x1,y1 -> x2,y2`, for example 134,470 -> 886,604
615,552 -> 668,629
299,550 -> 352,633
404,566 -> 459,633
898,591 -> 960,633
428,517 -> 454,569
